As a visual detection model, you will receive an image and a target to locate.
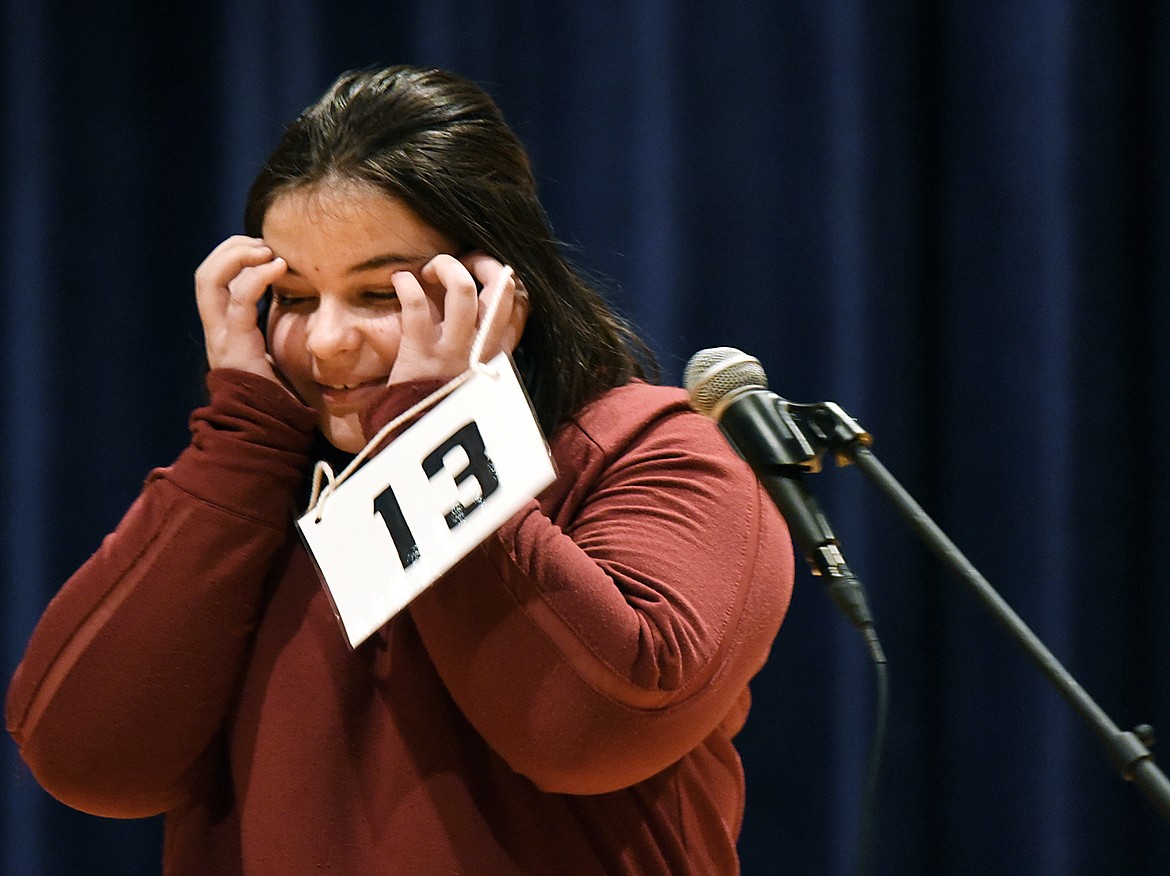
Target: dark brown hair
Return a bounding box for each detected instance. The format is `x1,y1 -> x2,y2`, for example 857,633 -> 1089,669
244,65 -> 654,433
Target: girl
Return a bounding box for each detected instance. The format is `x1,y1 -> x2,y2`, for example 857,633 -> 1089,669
8,65 -> 794,875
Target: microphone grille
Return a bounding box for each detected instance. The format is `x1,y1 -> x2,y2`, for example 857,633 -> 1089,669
683,346 -> 769,416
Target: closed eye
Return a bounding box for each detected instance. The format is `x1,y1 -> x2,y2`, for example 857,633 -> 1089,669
271,291 -> 317,310
360,290 -> 401,306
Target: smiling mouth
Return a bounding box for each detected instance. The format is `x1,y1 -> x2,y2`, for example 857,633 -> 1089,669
323,380 -> 379,390
317,379 -> 385,406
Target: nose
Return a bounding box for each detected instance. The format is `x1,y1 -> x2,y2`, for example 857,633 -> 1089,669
305,299 -> 360,360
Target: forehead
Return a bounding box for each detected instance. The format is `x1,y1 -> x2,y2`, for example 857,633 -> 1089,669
261,180 -> 454,266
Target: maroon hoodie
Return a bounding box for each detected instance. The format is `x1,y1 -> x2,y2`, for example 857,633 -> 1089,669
8,369 -> 793,875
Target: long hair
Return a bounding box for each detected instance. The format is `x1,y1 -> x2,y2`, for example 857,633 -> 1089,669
244,65 -> 655,434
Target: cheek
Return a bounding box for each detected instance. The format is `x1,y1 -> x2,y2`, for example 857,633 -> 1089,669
363,314 -> 405,363
266,315 -> 304,374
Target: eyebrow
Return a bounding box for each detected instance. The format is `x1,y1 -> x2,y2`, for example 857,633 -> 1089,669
284,252 -> 432,278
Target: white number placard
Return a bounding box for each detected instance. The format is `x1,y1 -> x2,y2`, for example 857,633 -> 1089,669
297,354 -> 556,649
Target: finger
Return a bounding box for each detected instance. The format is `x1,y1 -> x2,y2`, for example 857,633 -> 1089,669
223,258 -> 286,331
462,254 -> 530,309
496,275 -> 530,355
392,270 -> 440,349
421,254 -> 479,344
196,234 -> 268,267
195,237 -> 286,378
194,237 -> 272,291
227,257 -> 286,309
460,251 -> 510,296
475,265 -> 529,363
459,253 -> 527,358
194,238 -> 274,322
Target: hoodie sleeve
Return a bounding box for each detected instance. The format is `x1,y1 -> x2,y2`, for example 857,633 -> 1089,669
368,383 -> 796,795
5,370 -> 318,817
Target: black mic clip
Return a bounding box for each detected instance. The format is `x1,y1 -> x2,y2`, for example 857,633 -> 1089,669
784,400 -> 873,470
726,391 -> 874,478
716,389 -> 822,473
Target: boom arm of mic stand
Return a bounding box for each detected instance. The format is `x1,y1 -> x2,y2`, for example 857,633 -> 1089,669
798,402 -> 1170,824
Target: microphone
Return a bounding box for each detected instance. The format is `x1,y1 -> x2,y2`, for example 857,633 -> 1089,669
684,347 -> 879,640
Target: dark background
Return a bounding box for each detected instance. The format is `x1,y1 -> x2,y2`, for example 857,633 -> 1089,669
3,1 -> 1168,873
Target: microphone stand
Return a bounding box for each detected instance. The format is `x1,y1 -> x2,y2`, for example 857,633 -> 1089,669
787,399 -> 1170,824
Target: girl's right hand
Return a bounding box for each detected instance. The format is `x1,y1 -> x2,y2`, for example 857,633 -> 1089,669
194,236 -> 289,385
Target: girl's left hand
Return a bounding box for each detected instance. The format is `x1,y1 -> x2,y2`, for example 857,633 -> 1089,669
387,252 -> 529,385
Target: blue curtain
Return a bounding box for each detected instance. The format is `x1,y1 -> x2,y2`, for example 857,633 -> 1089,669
3,1 -> 1168,873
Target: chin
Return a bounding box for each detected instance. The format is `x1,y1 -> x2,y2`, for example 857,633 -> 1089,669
321,418 -> 366,454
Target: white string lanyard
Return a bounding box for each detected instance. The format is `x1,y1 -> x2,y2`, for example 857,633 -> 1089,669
305,266 -> 513,521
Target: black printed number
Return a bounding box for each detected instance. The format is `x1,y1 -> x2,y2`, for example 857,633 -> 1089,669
372,421 -> 499,569
372,483 -> 421,569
